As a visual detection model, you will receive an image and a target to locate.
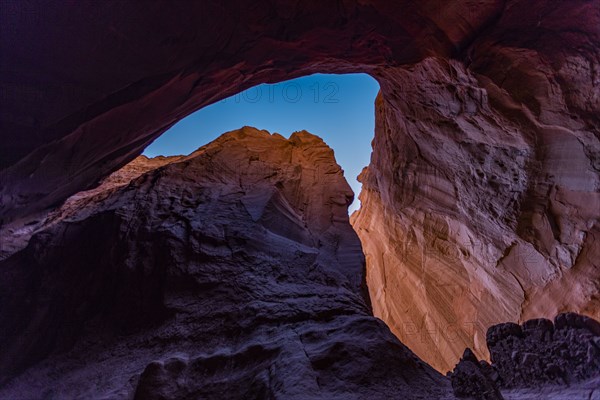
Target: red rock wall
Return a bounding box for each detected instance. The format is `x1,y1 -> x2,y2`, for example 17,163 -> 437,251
1,0 -> 598,379
351,1 -> 600,371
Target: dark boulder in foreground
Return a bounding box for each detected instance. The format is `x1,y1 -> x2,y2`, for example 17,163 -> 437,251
449,348 -> 504,400
488,313 -> 600,388
450,313 -> 600,398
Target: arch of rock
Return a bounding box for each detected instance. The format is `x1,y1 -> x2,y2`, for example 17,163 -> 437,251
1,0 -> 599,372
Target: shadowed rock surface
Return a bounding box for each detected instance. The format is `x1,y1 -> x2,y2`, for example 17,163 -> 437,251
0,154 -> 184,261
0,128 -> 449,399
487,313 -> 600,388
1,0 -> 599,385
449,313 -> 600,399
449,348 -> 503,400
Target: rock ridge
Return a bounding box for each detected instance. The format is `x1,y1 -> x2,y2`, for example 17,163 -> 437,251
0,127 -> 448,399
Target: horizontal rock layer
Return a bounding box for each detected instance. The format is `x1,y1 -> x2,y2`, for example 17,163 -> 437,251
0,128 -> 448,399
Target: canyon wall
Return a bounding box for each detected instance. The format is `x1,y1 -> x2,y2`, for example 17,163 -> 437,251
0,128 -> 449,399
351,2 -> 600,371
1,0 -> 599,384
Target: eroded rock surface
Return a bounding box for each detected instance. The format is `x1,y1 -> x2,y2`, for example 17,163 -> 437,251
0,128 -> 448,399
449,348 -> 503,400
1,0 -> 599,386
487,313 -> 600,388
449,313 -> 600,399
0,154 -> 183,261
351,1 -> 600,372
0,0 -> 507,222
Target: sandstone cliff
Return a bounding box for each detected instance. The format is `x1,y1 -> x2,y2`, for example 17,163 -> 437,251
1,0 -> 599,393
351,2 -> 600,370
352,55 -> 599,372
0,127 -> 448,399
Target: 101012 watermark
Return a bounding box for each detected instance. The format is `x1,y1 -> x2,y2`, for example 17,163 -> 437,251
222,82 -> 340,104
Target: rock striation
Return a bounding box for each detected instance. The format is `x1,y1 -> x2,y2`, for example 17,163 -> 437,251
1,0 -> 599,387
0,127 -> 449,399
351,1 -> 600,371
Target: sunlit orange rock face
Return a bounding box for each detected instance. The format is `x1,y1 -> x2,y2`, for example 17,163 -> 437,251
351,3 -> 600,371
1,0 -> 599,387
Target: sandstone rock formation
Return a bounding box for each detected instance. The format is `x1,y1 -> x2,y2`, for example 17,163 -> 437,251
449,313 -> 600,399
0,154 -> 183,261
0,0 -> 540,222
1,0 -> 599,387
350,2 -> 600,371
0,128 -> 449,399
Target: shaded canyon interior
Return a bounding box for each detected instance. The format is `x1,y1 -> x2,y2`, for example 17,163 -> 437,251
1,1 -> 600,399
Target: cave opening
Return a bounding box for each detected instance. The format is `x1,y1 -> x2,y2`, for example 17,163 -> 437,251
3,1 -> 600,397
137,70 -> 493,376
142,73 -> 380,214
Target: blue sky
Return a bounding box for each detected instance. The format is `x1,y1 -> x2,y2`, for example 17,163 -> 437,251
143,73 -> 380,213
